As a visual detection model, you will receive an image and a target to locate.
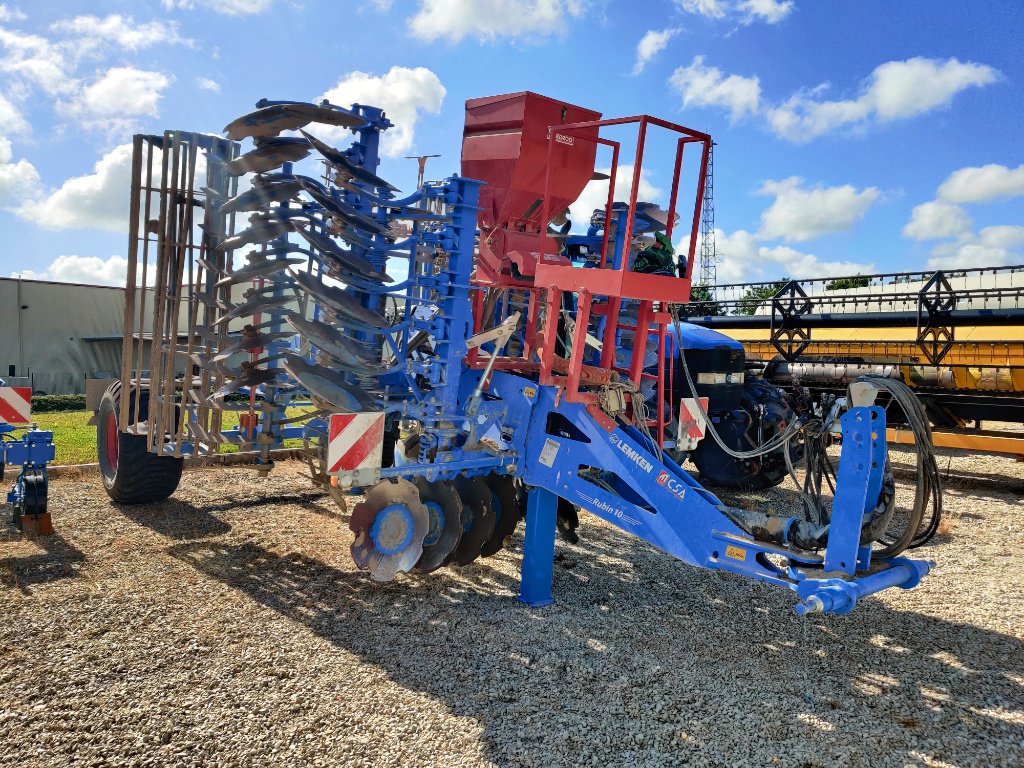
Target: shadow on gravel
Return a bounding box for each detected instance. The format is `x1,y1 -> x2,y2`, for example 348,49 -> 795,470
0,533 -> 86,593
112,491 -> 339,541
169,532 -> 1024,767
113,498 -> 233,540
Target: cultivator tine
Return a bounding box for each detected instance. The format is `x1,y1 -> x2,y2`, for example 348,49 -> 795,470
350,479 -> 428,581
223,101 -> 365,141
412,478 -> 464,572
281,352 -> 380,412
445,476 -> 496,567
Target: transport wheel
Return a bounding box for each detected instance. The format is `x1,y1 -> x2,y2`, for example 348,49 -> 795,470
692,379 -> 801,490
97,385 -> 183,504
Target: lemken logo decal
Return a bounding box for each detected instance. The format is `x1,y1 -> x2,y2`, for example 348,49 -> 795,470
609,434 -> 653,473
554,133 -> 574,146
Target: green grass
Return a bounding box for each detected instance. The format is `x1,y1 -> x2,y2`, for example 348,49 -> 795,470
28,408 -> 315,465
31,411 -> 98,465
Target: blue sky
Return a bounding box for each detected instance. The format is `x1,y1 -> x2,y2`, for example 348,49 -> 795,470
0,0 -> 1021,286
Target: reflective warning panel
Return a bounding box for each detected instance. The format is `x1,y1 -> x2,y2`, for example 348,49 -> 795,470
677,396 -> 709,451
327,412 -> 385,474
0,387 -> 32,424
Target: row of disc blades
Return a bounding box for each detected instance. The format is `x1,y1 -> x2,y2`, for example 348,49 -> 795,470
349,473 -> 524,582
196,100 -> 403,413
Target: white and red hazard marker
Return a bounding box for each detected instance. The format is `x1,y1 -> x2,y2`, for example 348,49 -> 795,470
327,412 -> 385,474
0,387 -> 32,424
677,396 -> 709,450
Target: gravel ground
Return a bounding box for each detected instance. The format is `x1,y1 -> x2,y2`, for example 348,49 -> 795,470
1,450 -> 1022,768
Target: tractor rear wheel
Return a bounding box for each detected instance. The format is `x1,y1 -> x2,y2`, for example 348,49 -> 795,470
691,378 -> 800,490
97,386 -> 183,504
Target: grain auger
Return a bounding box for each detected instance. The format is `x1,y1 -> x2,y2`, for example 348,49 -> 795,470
99,91 -> 935,616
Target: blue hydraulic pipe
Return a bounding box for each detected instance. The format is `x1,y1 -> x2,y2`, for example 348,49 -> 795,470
793,557 -> 935,616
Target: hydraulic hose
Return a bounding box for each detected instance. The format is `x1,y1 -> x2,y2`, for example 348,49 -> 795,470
855,375 -> 942,555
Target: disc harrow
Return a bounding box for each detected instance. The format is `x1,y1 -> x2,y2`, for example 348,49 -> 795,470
103,90 -> 938,618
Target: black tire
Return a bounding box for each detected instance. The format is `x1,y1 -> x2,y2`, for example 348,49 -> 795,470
97,385 -> 183,504
692,378 -> 800,490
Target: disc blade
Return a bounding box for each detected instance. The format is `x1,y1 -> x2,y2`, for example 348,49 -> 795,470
299,129 -> 399,192
479,474 -> 523,557
350,479 -> 429,581
445,476 -> 496,567
283,312 -> 390,373
281,352 -> 380,412
208,363 -> 280,399
216,255 -> 303,287
293,223 -> 392,283
224,101 -> 364,141
218,180 -> 302,214
289,269 -> 390,328
413,478 -> 463,573
224,139 -> 311,176
211,294 -> 293,327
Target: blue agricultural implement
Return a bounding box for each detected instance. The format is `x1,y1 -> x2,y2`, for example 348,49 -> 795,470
0,386 -> 55,536
99,91 -> 937,616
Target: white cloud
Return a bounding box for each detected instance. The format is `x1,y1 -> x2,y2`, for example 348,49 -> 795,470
16,143 -> 134,231
708,228 -> 874,282
197,77 -> 221,93
927,226 -> 1024,271
318,66 -> 445,158
408,0 -> 592,43
0,92 -> 30,136
49,14 -> 192,51
902,200 -> 972,241
937,163 -> 1024,204
676,0 -> 793,24
756,176 -> 880,242
0,135 -> 40,202
76,67 -> 172,117
0,5 -> 26,22
14,254 -> 130,286
669,55 -> 761,121
633,28 -> 678,75
767,57 -> 999,141
0,26 -> 74,96
738,0 -> 793,23
162,0 -> 273,13
675,56 -> 999,142
676,0 -> 727,19
568,164 -> 662,233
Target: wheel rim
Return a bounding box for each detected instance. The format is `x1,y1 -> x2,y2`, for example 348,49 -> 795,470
105,411 -> 119,473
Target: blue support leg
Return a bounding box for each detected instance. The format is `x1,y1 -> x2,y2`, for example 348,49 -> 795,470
519,487 -> 558,607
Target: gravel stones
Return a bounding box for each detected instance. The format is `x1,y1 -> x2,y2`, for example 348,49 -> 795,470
1,453 -> 1022,767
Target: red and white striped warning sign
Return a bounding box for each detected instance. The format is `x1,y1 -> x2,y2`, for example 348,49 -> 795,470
677,396 -> 709,449
327,412 -> 385,474
0,387 -> 31,424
